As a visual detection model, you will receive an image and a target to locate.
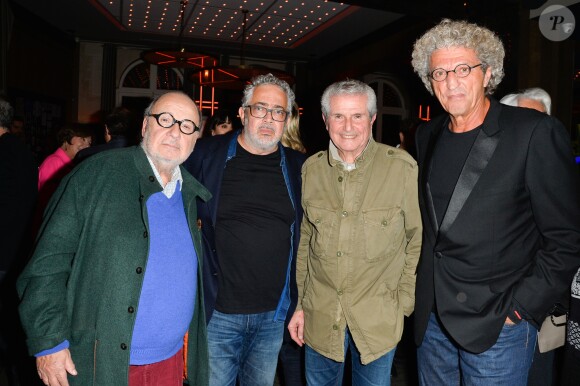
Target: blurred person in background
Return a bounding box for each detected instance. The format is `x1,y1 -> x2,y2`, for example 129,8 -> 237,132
75,107 -> 133,162
202,110 -> 235,138
500,87 -> 551,115
281,102 -> 306,154
0,97 -> 38,385
37,123 -> 92,219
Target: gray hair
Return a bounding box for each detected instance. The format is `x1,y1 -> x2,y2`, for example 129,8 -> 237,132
143,91 -> 201,124
499,93 -> 519,107
320,79 -> 377,118
411,19 -> 505,96
241,73 -> 295,112
500,87 -> 552,115
0,98 -> 14,128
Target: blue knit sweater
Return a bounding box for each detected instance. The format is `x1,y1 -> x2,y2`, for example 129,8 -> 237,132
130,186 -> 197,364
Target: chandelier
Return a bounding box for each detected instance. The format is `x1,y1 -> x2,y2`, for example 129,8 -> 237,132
142,0 -> 217,69
191,9 -> 294,90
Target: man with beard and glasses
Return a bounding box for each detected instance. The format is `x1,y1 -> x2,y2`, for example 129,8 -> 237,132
184,73 -> 306,386
18,91 -> 210,386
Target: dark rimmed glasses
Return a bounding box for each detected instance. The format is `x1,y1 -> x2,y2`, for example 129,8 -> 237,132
428,63 -> 483,82
147,112 -> 200,135
244,104 -> 288,122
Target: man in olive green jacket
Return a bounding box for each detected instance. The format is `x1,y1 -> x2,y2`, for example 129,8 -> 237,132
288,80 -> 422,386
18,92 -> 210,386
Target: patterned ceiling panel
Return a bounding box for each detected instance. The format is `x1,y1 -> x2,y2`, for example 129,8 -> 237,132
94,0 -> 350,48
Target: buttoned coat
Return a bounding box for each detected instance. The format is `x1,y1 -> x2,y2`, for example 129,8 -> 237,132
296,139 -> 422,364
414,98 -> 580,353
18,146 -> 211,386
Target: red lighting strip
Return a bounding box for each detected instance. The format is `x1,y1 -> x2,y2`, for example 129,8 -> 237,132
216,68 -> 240,79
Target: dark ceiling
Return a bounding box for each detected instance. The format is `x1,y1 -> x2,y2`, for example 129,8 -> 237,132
8,0 -> 544,63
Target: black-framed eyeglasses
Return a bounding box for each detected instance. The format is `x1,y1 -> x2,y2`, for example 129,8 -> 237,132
147,112 -> 200,135
428,63 -> 483,82
244,104 -> 288,122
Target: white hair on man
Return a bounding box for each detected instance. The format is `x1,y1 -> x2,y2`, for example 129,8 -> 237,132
500,87 -> 551,115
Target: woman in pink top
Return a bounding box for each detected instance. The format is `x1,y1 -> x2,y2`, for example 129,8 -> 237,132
38,124 -> 92,211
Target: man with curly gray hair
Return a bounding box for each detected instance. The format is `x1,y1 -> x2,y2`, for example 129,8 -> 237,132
411,19 -> 580,385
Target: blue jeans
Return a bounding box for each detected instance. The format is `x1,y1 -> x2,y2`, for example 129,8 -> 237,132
417,312 -> 537,386
305,328 -> 396,386
207,310 -> 284,386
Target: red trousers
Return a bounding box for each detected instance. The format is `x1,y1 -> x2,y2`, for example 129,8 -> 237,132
129,348 -> 183,386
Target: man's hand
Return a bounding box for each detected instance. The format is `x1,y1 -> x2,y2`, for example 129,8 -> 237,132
288,310 -> 305,347
36,349 -> 77,386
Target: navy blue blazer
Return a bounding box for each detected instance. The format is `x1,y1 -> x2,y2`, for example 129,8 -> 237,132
414,98 -> 580,353
183,130 -> 306,324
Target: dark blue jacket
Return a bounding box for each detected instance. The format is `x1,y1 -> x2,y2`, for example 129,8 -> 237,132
184,130 -> 305,324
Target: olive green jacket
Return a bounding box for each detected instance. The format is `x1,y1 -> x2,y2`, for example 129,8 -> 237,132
296,139 -> 422,364
17,146 -> 211,386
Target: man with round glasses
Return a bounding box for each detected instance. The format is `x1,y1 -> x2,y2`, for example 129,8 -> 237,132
411,19 -> 580,385
18,91 -> 210,386
184,74 -> 306,386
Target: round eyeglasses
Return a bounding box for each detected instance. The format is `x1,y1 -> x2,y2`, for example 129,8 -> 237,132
245,104 -> 288,122
147,112 -> 200,135
428,63 -> 483,82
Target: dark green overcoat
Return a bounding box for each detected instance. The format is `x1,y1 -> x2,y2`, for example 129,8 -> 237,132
18,146 -> 211,385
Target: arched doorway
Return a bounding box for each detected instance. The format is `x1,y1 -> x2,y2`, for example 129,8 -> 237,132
364,74 -> 407,146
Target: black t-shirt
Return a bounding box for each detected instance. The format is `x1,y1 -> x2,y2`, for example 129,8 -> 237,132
430,124 -> 481,226
214,143 -> 294,314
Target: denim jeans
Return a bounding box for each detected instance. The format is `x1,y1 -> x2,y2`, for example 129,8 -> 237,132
207,310 -> 284,386
305,328 -> 396,386
417,312 -> 537,386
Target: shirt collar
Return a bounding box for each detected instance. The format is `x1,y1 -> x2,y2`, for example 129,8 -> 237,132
328,139 -> 372,171
144,154 -> 183,198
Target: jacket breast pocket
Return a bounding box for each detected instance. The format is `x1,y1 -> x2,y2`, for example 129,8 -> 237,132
305,205 -> 335,259
362,208 -> 404,262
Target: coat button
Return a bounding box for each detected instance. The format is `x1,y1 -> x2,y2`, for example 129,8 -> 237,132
149,176 -> 155,182
435,252 -> 442,259
388,150 -> 394,155
139,195 -> 144,202
120,343 -> 127,350
341,211 -> 348,217
143,231 -> 148,238
128,306 -> 134,313
136,267 -> 143,274
337,289 -> 343,296
337,251 -> 342,257
338,176 -> 343,182
332,325 -> 338,330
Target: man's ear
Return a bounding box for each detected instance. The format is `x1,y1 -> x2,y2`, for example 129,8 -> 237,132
238,106 -> 245,123
483,66 -> 492,88
141,118 -> 148,138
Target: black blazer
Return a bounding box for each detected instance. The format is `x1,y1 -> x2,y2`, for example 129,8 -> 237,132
183,130 -> 306,324
414,98 -> 580,353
